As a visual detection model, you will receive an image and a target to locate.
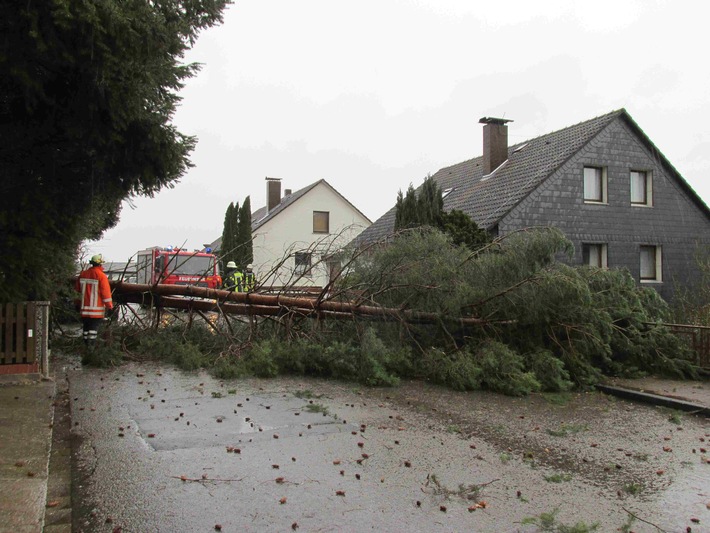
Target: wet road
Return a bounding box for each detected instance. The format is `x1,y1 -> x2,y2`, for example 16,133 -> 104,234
66,360 -> 710,532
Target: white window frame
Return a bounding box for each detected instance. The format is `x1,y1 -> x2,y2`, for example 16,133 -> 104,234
294,252 -> 312,277
639,245 -> 662,283
583,166 -> 607,204
582,243 -> 608,269
630,170 -> 653,206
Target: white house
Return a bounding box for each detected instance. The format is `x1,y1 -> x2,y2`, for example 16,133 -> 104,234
213,178 -> 371,290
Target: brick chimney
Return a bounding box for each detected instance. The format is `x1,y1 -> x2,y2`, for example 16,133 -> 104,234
480,117 -> 513,174
266,177 -> 282,212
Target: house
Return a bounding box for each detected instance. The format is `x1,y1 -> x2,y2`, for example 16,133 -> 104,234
212,178 -> 371,290
355,109 -> 710,301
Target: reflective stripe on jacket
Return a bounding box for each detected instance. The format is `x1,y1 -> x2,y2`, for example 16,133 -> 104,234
244,272 -> 255,292
225,271 -> 244,292
76,266 -> 113,318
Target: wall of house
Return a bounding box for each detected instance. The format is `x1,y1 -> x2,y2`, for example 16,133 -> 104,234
251,182 -> 371,288
499,118 -> 710,301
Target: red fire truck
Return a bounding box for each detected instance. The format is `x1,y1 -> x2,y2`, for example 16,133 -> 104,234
135,247 -> 222,289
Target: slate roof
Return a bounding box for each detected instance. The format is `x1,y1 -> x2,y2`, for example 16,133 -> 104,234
355,109 -> 631,246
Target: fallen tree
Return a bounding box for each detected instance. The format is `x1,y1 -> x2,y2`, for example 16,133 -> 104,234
109,281 -> 494,327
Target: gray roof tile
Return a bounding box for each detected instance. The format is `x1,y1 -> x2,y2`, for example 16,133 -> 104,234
355,109 -> 623,245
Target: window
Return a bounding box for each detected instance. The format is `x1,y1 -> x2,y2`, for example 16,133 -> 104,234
630,170 -> 652,206
583,166 -> 607,203
294,252 -> 312,276
582,243 -> 607,268
313,211 -> 330,233
640,245 -> 662,282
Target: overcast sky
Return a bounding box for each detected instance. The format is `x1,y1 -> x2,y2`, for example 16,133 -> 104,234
93,0 -> 710,261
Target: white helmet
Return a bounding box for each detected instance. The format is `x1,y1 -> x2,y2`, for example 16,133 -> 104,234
246,264 -> 253,270
226,261 -> 237,269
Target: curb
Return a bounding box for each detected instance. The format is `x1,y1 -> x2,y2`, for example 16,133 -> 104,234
44,364 -> 73,533
596,384 -> 710,417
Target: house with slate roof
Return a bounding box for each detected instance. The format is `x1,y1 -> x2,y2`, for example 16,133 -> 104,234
210,178 -> 371,290
356,109 -> 710,301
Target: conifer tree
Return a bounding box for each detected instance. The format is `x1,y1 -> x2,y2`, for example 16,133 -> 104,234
220,202 -> 238,272
236,196 -> 253,268
0,0 -> 230,301
394,175 -> 489,251
394,184 -> 420,230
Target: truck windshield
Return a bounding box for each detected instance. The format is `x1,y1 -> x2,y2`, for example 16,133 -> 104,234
165,254 -> 214,276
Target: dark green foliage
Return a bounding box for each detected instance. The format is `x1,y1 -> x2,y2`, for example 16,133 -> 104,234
419,348 -> 483,391
219,196 -> 253,271
237,197 -> 253,268
70,225 -> 697,396
235,328 -> 404,386
80,344 -> 125,368
0,0 -> 230,301
439,210 -> 491,251
220,202 -> 239,272
344,226 -> 697,391
526,350 -> 573,392
393,175 -> 489,252
416,175 -> 444,227
136,330 -> 208,370
671,244 -> 710,326
394,184 -> 420,230
395,176 -> 442,229
473,341 -> 541,396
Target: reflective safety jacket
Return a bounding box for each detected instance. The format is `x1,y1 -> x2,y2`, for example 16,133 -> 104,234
244,271 -> 255,292
224,270 -> 244,292
75,265 -> 113,319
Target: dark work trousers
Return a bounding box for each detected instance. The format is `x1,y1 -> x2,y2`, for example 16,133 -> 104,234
82,317 -> 103,348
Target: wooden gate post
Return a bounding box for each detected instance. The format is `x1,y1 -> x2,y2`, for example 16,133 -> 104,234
35,301 -> 50,378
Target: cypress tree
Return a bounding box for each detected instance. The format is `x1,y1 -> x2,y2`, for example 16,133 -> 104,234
220,202 -> 239,272
394,175 -> 489,251
417,175 -> 443,226
394,184 -> 419,230
236,196 -> 253,268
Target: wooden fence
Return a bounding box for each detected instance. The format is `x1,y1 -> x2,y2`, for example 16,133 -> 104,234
0,302 -> 50,376
660,323 -> 710,369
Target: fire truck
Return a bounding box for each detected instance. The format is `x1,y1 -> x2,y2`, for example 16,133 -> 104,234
135,246 -> 222,289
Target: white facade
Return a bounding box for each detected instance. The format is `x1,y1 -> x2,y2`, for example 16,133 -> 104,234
251,181 -> 371,289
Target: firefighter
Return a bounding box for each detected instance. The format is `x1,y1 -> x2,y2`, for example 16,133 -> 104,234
223,261 -> 244,292
243,264 -> 255,292
75,254 -> 113,352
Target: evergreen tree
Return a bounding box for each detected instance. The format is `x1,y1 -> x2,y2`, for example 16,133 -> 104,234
394,175 -> 489,251
417,175 -> 444,226
394,184 -> 420,230
236,196 -> 253,268
220,202 -> 239,272
0,0 -> 230,301
439,210 -> 491,251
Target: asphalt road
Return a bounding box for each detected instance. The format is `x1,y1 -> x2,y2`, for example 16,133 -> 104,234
67,361 -> 710,532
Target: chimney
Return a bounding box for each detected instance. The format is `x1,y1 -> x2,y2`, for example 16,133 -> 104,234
479,117 -> 513,175
266,177 -> 282,212
284,189 -> 292,197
